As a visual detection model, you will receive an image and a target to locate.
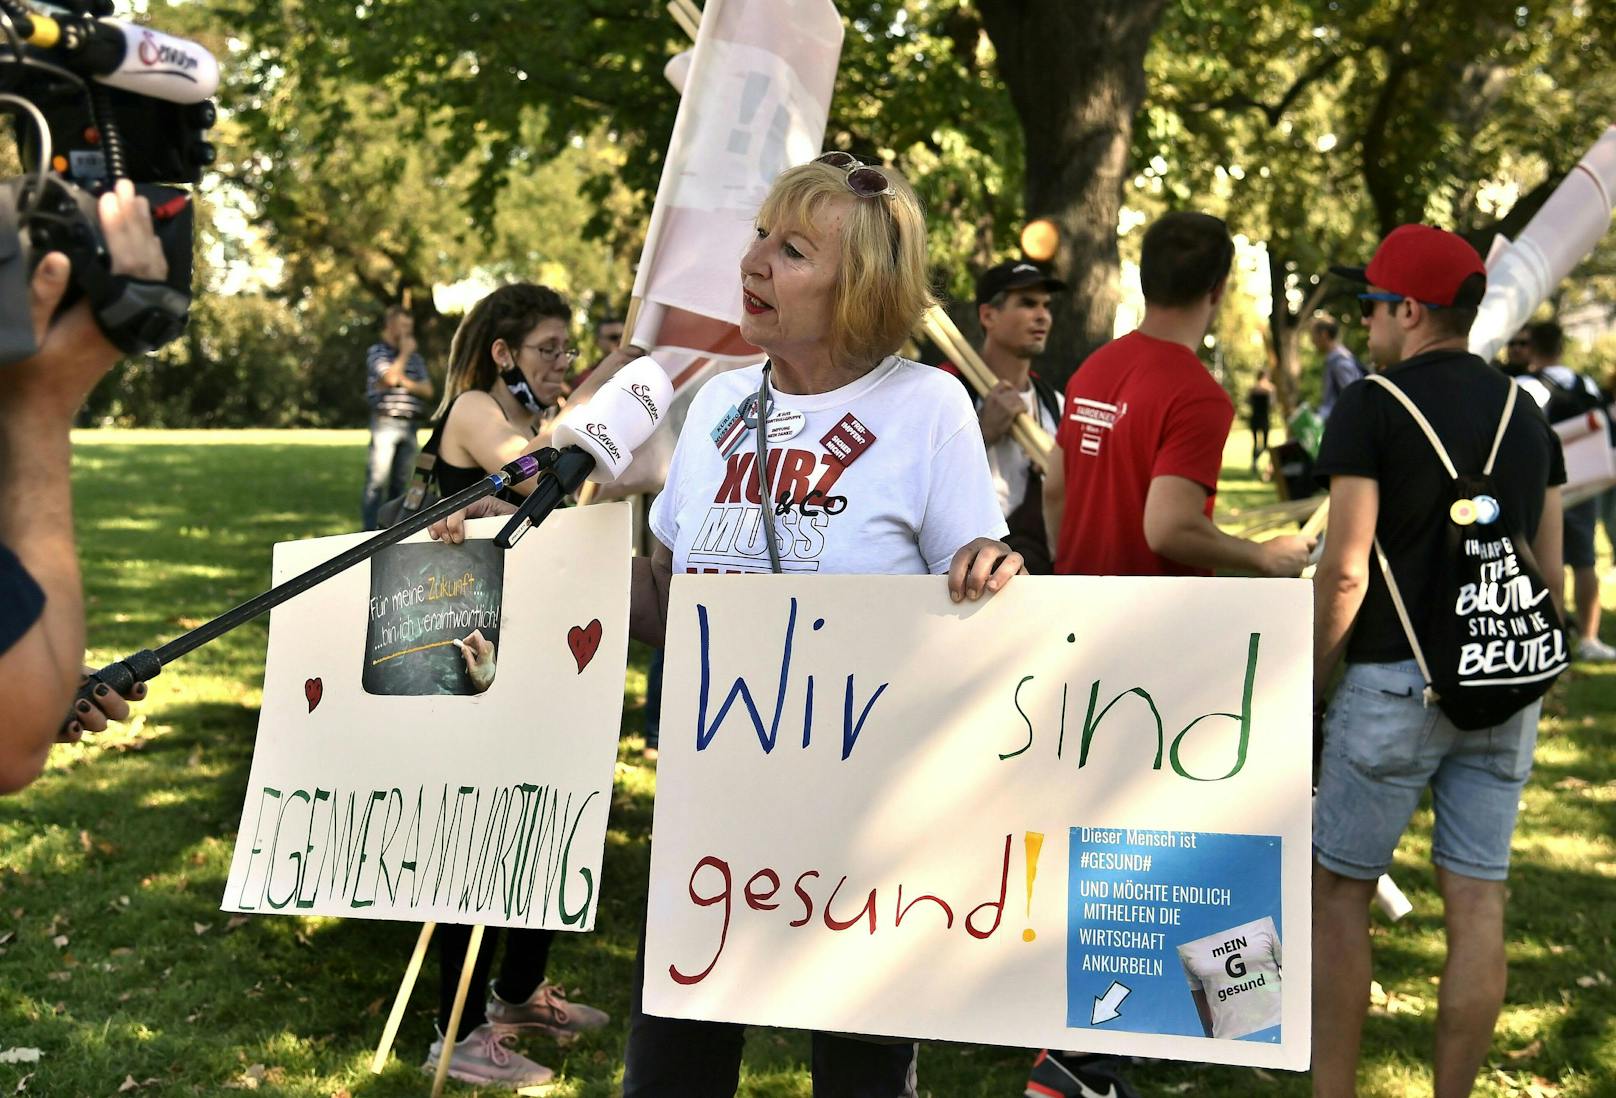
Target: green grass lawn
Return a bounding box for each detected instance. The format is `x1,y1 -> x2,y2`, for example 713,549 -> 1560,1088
1,428 -> 1612,1097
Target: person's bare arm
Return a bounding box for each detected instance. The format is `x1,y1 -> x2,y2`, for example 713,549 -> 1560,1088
1191,988 -> 1214,1038
1312,475 -> 1378,708
1041,442 -> 1066,561
1531,486 -> 1564,623
401,371 -> 434,400
0,183 -> 165,791
442,393 -> 557,496
630,541 -> 675,648
1143,475 -> 1314,577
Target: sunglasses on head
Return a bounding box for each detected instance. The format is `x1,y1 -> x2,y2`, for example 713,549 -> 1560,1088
1357,291 -> 1445,319
814,151 -> 896,199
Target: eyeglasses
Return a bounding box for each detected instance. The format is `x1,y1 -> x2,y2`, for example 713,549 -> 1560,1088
1357,291 -> 1445,319
523,342 -> 579,364
1507,338 -> 1530,348
814,151 -> 896,199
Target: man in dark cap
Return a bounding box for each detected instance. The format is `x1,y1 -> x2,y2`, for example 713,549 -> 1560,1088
1311,224 -> 1565,1098
940,260 -> 1067,572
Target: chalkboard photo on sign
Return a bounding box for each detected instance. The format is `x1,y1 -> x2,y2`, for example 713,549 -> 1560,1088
363,540 -> 504,696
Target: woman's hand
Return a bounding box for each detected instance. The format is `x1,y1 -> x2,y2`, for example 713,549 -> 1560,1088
457,630 -> 496,694
568,345 -> 648,405
947,538 -> 1025,602
427,497 -> 519,545
61,668 -> 147,742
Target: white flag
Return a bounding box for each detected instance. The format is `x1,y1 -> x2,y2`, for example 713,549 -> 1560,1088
609,0 -> 843,495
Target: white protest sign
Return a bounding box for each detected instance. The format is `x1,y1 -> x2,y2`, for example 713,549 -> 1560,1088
222,505 -> 632,931
646,575 -> 1312,1070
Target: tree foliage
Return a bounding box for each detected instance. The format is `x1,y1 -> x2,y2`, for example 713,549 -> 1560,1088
85,0 -> 1616,425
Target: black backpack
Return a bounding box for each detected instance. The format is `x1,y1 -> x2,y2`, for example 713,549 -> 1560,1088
1367,375 -> 1568,730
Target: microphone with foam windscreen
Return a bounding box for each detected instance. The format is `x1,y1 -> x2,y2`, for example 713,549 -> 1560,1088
494,357 -> 673,549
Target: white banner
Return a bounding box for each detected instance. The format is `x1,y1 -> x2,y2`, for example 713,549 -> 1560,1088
646,575 -> 1313,1070
221,506 -> 632,930
1471,126 -> 1616,360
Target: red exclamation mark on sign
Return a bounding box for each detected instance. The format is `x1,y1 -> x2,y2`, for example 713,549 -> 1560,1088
1023,831 -> 1045,942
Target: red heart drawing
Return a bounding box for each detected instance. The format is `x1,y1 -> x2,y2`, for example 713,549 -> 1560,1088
304,677 -> 322,712
568,619 -> 603,674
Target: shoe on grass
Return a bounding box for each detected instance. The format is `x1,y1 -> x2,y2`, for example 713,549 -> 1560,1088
1025,1050 -> 1140,1098
486,980 -> 609,1038
1577,636 -> 1616,662
421,1023 -> 554,1089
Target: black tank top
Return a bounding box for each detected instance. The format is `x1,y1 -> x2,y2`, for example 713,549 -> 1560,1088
430,392 -> 542,505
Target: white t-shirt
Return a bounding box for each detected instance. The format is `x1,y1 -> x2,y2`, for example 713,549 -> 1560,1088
985,383 -> 1062,518
650,356 -> 1008,576
1176,915 -> 1283,1040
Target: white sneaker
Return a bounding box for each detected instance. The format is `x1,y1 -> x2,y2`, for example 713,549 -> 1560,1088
1577,637 -> 1616,662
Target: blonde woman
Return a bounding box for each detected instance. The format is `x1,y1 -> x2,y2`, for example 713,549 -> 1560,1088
434,155 -> 1021,1093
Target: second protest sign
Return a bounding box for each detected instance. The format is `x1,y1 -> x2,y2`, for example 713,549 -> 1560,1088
646,574 -> 1312,1070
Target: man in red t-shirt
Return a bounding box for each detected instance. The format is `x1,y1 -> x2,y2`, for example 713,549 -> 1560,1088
1042,212 -> 1313,578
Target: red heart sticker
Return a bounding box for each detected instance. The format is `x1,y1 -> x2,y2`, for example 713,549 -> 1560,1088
568,619 -> 603,673
304,677 -> 323,712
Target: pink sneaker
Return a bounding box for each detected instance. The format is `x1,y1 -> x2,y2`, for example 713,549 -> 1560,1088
486,980 -> 609,1038
421,1023 -> 555,1089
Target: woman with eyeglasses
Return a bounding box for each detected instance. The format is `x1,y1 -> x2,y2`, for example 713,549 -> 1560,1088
416,282 -> 614,1089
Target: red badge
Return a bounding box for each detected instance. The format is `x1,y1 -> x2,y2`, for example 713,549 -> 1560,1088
820,413 -> 877,467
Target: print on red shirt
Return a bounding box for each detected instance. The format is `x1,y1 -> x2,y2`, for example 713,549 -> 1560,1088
1054,331 -> 1234,578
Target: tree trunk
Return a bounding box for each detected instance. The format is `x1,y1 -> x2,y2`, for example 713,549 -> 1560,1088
1267,251 -> 1302,421
978,0 -> 1169,390
1266,249 -> 1330,423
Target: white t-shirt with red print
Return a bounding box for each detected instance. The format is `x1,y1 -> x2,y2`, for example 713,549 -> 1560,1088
650,356 -> 1007,576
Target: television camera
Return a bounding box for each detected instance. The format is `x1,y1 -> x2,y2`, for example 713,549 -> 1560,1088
0,0 -> 216,363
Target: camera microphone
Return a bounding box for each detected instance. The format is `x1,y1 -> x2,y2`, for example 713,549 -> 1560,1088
22,13 -> 220,103
495,357 -> 673,548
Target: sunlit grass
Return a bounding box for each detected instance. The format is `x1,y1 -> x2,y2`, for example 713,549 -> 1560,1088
0,429 -> 1610,1095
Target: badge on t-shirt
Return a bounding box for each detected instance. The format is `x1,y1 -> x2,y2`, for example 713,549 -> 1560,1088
766,408 -> 806,443
820,412 -> 877,467
710,404 -> 748,458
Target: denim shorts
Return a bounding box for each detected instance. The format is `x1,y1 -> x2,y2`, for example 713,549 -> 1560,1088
1314,660 -> 1539,882
1564,498 -> 1598,569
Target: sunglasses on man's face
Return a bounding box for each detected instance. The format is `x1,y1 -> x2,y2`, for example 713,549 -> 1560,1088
1357,291 -> 1446,320
1508,338 -> 1530,348
814,151 -> 896,199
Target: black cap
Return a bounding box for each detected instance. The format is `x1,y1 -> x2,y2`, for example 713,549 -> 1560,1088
975,261 -> 1067,306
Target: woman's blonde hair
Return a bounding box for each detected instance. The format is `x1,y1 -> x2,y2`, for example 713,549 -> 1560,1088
756,159 -> 933,370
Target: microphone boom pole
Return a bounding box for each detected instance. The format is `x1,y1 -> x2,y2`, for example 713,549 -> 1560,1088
77,450 -> 556,706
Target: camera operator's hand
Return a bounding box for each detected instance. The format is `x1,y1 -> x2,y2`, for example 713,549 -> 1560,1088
1,181 -> 169,423
59,668 -> 148,743
102,178 -> 167,281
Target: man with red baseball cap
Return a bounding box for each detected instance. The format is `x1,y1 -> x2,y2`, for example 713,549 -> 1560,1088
1311,224 -> 1566,1097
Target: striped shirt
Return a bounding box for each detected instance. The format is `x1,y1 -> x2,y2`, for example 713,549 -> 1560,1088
366,342 -> 430,420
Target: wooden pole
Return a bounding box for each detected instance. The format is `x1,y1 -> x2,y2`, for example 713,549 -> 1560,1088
371,922 -> 436,1074
622,295 -> 647,352
431,924 -> 486,1098
667,0 -> 700,39
920,307 -> 1053,474
1300,497 -> 1330,539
